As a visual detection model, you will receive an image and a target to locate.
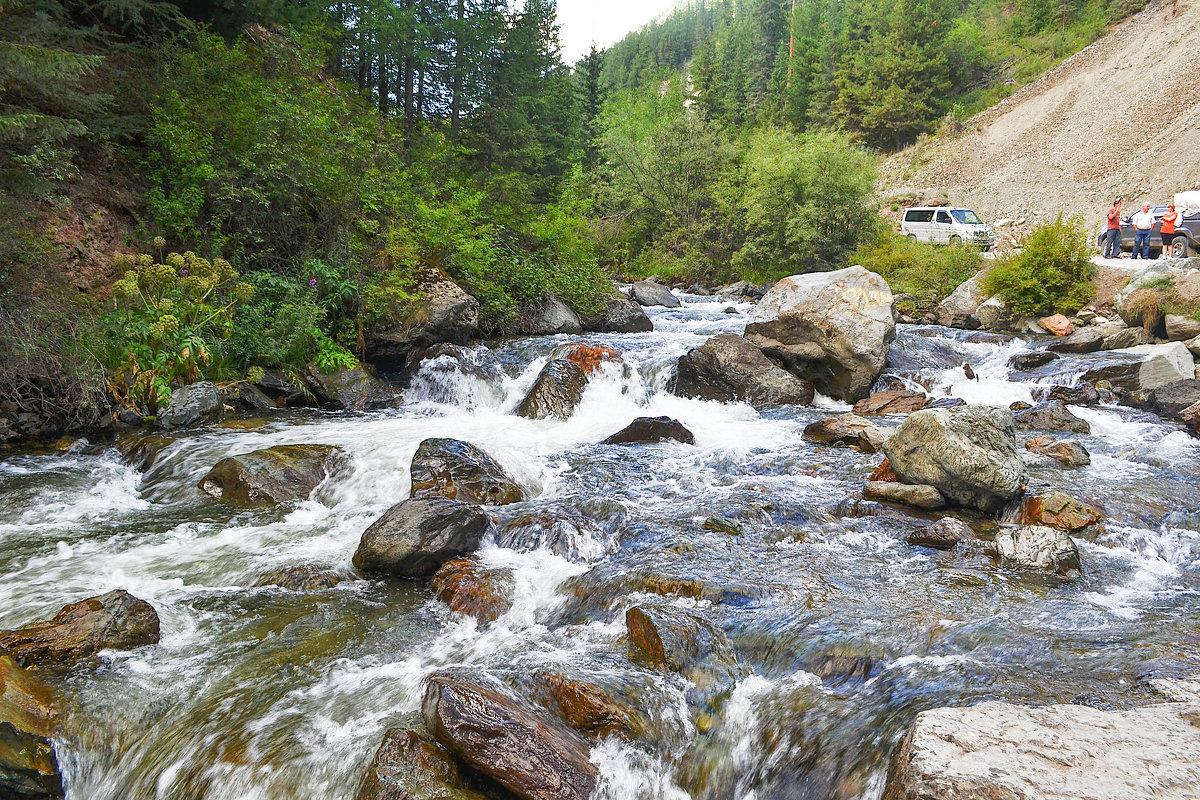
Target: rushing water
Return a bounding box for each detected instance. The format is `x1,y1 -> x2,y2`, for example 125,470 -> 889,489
3,296 -> 1200,800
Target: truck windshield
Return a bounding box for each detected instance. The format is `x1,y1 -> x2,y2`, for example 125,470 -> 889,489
950,210 -> 982,225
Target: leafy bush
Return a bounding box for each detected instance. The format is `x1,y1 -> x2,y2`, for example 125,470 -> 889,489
850,232 -> 982,308
982,215 -> 1095,316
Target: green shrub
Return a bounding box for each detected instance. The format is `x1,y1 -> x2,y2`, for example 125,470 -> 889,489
981,215 -> 1095,316
850,233 -> 982,308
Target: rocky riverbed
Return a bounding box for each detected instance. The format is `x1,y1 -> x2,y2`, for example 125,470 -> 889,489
2,279 -> 1199,800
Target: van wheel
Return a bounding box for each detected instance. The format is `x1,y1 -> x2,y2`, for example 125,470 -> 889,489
949,235 -> 963,246
907,234 -> 917,242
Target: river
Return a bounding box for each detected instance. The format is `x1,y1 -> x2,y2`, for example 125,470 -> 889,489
2,294 -> 1199,799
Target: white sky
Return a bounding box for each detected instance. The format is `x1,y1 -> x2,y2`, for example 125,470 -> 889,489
556,0 -> 682,63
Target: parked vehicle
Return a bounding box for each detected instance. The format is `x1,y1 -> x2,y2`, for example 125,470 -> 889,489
1096,194 -> 1200,257
901,207 -> 995,249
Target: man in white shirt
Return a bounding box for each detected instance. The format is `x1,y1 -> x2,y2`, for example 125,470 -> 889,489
1131,202 -> 1156,260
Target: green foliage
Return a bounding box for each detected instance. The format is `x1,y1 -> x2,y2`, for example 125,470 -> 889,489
982,215 -> 1096,316
100,250 -> 256,407
851,233 -> 983,308
313,335 -> 359,373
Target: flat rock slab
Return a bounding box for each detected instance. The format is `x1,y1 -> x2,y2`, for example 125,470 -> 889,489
885,696 -> 1200,800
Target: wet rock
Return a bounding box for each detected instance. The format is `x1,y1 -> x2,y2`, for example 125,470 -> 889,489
1047,327 -> 1104,354
673,333 -> 815,409
863,482 -> 946,510
626,606 -> 732,677
1037,314 -> 1073,336
686,283 -> 712,296
532,673 -> 632,738
852,390 -> 926,416
630,280 -> 680,308
303,364 -> 401,411
715,280 -> 765,299
1100,343 -> 1194,391
563,343 -> 621,375
883,406 -> 1028,513
601,416 -> 695,445
252,566 -> 342,592
0,590 -> 160,668
884,695 -> 1200,800
934,271 -> 986,328
156,381 -> 221,428
365,269 -> 479,365
199,444 -> 346,508
525,295 -> 583,335
516,359 -> 589,420
744,266 -> 895,402
1012,401 -> 1091,434
995,525 -> 1081,576
1044,383 -> 1100,406
835,499 -> 924,522
1181,401 -> 1200,435
808,647 -> 874,684
423,673 -> 598,800
1145,379 -> 1200,418
1165,314 -> 1200,342
224,382 -> 279,412
1025,437 -> 1091,467
431,557 -> 514,622
703,515 -> 744,535
353,498 -> 492,579
803,413 -> 887,453
870,458 -> 898,482
355,727 -> 489,800
1021,491 -> 1102,532
410,438 -> 526,505
497,515 -> 607,562
924,397 -> 966,410
1008,350 -> 1061,369
904,517 -> 978,550
1102,326 -> 1152,351
884,334 -> 962,373
1009,401 -> 1032,411
113,432 -> 177,472
579,294 -> 653,334
253,369 -> 308,407
0,656 -> 61,800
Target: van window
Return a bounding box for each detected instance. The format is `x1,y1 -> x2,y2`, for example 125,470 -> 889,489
936,211 -> 951,224
904,209 -> 934,223
950,209 -> 982,225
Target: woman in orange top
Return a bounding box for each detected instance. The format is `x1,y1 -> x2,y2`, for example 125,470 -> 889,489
1159,203 -> 1179,258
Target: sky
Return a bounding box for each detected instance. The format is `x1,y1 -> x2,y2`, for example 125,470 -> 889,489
556,0 -> 681,63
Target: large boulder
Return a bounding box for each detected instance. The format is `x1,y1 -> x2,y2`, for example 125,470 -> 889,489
1102,326 -> 1152,351
630,280 -> 681,308
516,359 -> 589,420
672,333 -> 815,409
1012,401 -> 1091,434
579,294 -> 653,333
423,674 -> 598,800
365,269 -> 479,366
355,728 -> 489,800
625,606 -> 736,682
409,438 -> 526,505
352,497 -> 492,579
198,444 -> 346,507
1165,314 -> 1200,342
883,406 -> 1028,513
934,271 -> 987,328
0,656 -> 61,800
1104,343 -> 1195,391
524,296 -> 583,335
431,557 -> 514,622
995,525 -> 1081,576
884,694 -> 1200,800
303,364 -> 401,411
0,590 -> 160,668
1145,379 -> 1200,418
156,381 -> 221,428
972,295 -> 1008,330
744,265 -> 895,402
803,414 -> 887,453
601,416 -> 695,445
1037,314 -> 1073,336
1020,491 -> 1102,532
1045,328 -> 1102,354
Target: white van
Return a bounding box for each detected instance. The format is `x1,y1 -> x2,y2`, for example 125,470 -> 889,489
901,207 -> 995,249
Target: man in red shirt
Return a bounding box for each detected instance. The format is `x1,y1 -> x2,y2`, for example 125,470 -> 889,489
1104,199 -> 1122,258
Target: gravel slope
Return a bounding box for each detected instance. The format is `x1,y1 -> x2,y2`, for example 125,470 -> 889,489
878,0 -> 1200,229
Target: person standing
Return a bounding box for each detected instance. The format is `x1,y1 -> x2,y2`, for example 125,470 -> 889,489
1159,203 -> 1179,258
1105,199 -> 1123,258
1131,202 -> 1155,259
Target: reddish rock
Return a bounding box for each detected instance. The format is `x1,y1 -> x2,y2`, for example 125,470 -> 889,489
564,344 -> 621,375
1038,314 -> 1074,337
431,558 -> 514,622
869,459 -> 899,482
1021,491 -> 1103,532
0,656 -> 61,799
0,590 -> 160,668
852,390 -> 927,416
534,673 -> 632,738
355,728 -> 488,800
1181,400 -> 1200,436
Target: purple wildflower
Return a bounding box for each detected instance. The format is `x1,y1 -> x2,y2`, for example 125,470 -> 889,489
309,277 -> 318,287
180,269 -> 189,277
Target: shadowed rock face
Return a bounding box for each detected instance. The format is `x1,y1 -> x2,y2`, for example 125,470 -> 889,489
0,590 -> 160,668
744,266 -> 896,402
365,269 -> 480,366
0,656 -> 62,800
303,364 -> 401,411
354,728 -> 488,800
884,693 -> 1200,800
198,444 -> 346,508
579,294 -> 653,333
157,381 -> 222,428
422,674 -> 598,800
630,280 -> 680,308
883,405 -> 1028,513
517,358 -> 589,420
673,333 -> 815,409
410,438 -> 526,506
601,416 -> 695,445
1012,400 -> 1091,434
353,498 -> 492,579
